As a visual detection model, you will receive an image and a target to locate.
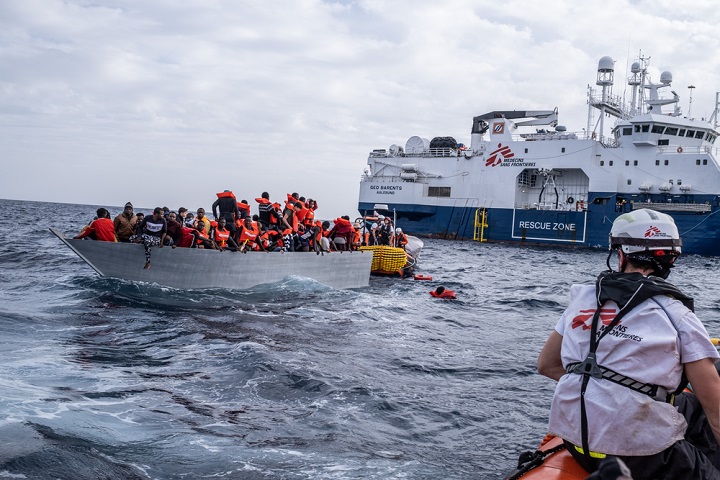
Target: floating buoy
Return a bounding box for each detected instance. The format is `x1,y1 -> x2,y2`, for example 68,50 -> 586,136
414,274 -> 433,281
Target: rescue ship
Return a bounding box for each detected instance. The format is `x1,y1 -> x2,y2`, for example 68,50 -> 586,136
358,53 -> 720,256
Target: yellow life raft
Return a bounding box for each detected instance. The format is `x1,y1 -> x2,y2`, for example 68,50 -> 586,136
359,245 -> 408,275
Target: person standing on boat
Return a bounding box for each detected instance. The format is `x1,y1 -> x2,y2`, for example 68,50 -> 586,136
131,207 -> 167,269
537,209 -> 720,479
113,202 -> 137,242
211,191 -> 240,240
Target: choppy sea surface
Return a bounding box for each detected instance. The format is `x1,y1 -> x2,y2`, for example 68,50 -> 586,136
1,198 -> 719,479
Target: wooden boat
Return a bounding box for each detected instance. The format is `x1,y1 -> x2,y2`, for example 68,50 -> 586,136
50,228 -> 373,290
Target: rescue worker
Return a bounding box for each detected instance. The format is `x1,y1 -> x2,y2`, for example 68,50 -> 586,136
537,209 -> 720,479
395,227 -> 408,249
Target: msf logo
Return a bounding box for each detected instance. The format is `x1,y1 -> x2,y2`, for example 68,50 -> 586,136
645,226 -> 662,238
571,308 -> 617,330
485,143 -> 514,167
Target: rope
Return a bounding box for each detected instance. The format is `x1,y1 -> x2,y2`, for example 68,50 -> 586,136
504,443 -> 566,480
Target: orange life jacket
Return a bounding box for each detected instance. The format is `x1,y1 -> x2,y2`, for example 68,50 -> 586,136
430,289 -> 456,299
214,227 -> 230,247
237,202 -> 251,213
216,191 -> 236,200
238,222 -> 259,244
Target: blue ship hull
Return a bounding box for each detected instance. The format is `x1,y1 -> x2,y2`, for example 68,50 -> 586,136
359,198 -> 720,256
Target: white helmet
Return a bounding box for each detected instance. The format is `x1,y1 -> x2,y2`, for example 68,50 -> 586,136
609,208 -> 681,254
395,228 -> 402,234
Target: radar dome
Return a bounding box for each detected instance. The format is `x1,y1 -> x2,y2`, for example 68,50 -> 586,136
660,71 -> 673,85
631,62 -> 641,74
598,56 -> 614,72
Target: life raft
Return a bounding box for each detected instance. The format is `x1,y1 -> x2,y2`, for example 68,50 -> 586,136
359,245 -> 409,275
414,274 -> 433,281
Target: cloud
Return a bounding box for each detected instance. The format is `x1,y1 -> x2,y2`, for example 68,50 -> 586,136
1,0 -> 719,218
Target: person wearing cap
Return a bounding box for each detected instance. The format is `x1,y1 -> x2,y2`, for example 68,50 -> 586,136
130,207 -> 167,269
376,216 -> 394,246
394,227 -> 408,249
113,202 -> 137,242
351,222 -> 362,250
537,209 -> 720,478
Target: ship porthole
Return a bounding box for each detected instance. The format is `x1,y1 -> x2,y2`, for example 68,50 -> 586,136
567,197 -> 574,204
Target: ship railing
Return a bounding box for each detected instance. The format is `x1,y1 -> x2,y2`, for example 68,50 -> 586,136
657,145 -> 714,155
631,202 -> 712,213
515,132 -> 581,142
369,149 -> 460,158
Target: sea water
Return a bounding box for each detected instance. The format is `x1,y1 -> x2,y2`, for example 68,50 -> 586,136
1,198 -> 719,479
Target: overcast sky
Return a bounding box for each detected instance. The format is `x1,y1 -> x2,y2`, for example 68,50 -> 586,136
2,0 -> 720,219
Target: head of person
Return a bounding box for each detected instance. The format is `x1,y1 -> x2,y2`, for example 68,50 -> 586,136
153,207 -> 163,219
197,220 -> 205,231
197,208 -> 206,219
261,191 -> 269,200
163,206 -> 170,216
124,202 -> 133,216
354,222 -> 361,230
178,207 -> 187,217
322,220 -> 331,230
395,227 -> 402,234
218,218 -> 226,228
294,202 -> 303,211
378,215 -> 385,221
435,286 -> 446,295
184,213 -> 195,227
608,208 -> 682,279
136,212 -> 145,221
96,207 -> 109,219
244,217 -> 253,226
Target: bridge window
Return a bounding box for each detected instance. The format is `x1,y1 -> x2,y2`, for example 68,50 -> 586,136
652,125 -> 665,134
428,186 -> 451,197
641,125 -> 650,132
665,127 -> 678,135
686,130 -> 696,137
623,127 -> 632,135
658,139 -> 669,146
695,131 -> 704,139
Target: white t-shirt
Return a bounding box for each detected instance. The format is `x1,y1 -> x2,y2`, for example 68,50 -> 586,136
548,283 -> 719,456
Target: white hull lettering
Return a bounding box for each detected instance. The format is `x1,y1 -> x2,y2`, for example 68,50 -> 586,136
518,221 -> 576,231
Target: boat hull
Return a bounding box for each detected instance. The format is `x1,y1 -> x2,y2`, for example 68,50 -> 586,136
51,228 -> 373,290
358,202 -> 720,255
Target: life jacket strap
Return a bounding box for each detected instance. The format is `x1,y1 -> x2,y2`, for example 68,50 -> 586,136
567,362 -> 671,402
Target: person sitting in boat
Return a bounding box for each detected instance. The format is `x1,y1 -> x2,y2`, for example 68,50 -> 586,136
429,286 -> 456,299
165,211 -> 183,247
212,217 -> 239,252
329,216 -> 354,251
195,208 -> 211,236
177,207 -> 188,225
394,228 -> 408,249
113,202 -> 137,242
130,207 -> 167,269
193,220 -> 217,250
177,215 -> 209,248
537,209 -> 720,479
75,208 -> 117,242
237,216 -> 264,253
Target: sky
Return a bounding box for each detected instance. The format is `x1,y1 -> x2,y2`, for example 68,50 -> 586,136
2,0 -> 720,219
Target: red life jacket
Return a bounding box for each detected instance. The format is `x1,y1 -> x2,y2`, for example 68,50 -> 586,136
216,191 -> 236,200
178,227 -> 196,248
238,222 -> 259,244
214,227 -> 230,247
430,289 -> 456,299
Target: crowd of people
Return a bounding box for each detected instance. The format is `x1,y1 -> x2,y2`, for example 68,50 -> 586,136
74,191 -> 409,269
